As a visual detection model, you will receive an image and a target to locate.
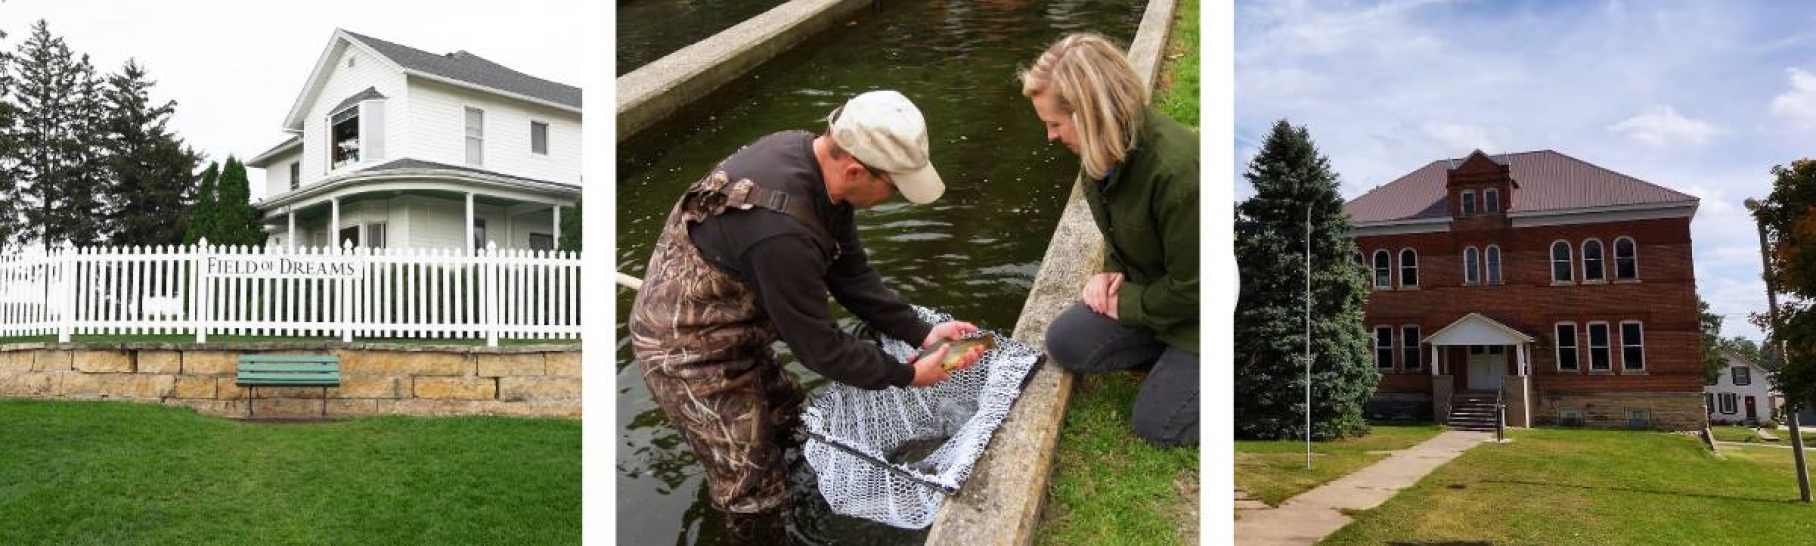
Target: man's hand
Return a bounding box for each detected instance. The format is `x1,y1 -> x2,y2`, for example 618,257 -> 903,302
1082,272 -> 1124,316
922,320 -> 979,348
910,343 -> 987,387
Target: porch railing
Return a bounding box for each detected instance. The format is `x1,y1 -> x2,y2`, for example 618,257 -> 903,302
0,239 -> 580,347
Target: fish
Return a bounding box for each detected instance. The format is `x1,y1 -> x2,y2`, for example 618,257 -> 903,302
886,434 -> 950,471
921,336 -> 995,371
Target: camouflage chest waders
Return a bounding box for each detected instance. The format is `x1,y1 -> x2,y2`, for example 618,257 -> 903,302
628,171 -> 836,514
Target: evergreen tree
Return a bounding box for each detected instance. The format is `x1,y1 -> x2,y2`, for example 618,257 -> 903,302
183,161 -> 219,245
1234,120 -> 1376,440
102,60 -> 200,246
0,28 -> 21,251
1697,296 -> 1727,383
11,20 -> 107,248
559,200 -> 581,252
209,156 -> 265,247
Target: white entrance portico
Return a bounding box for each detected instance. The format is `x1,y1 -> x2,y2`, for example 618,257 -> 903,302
1423,312 -> 1533,427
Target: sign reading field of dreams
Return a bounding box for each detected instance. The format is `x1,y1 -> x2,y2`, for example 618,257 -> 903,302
0,240 -> 580,346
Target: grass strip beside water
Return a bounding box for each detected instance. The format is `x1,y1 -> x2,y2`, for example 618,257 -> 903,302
1232,423 -> 1442,505
1323,428 -> 1816,545
1035,4 -> 1201,545
0,399 -> 580,545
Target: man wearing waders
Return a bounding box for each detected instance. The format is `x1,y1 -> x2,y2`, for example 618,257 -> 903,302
628,91 -> 984,523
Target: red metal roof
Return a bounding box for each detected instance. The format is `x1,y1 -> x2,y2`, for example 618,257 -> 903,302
1345,150 -> 1698,223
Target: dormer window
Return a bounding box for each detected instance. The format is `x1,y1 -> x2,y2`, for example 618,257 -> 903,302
330,106 -> 360,170
1484,188 -> 1499,214
1461,190 -> 1476,217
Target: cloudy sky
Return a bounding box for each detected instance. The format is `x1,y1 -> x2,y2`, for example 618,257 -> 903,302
1236,0 -> 1816,341
0,0 -> 592,200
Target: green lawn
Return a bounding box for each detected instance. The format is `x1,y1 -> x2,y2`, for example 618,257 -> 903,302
1711,424 -> 1816,445
1034,5 -> 1201,545
0,333 -> 577,346
1233,423 -> 1443,506
1323,428 -> 1816,545
1037,373 -> 1200,546
0,399 -> 580,545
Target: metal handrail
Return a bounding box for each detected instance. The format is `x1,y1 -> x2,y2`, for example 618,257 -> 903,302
1495,384 -> 1507,441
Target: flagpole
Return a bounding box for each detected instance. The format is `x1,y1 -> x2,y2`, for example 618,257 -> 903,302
1306,205 -> 1313,469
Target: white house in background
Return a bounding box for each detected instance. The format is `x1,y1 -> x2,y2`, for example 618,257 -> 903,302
1705,350 -> 1778,425
247,29 -> 581,252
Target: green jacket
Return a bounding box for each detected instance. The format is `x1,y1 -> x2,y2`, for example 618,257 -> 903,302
1080,106 -> 1199,352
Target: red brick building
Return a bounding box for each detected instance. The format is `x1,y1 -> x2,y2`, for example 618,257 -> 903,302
1345,150 -> 1705,430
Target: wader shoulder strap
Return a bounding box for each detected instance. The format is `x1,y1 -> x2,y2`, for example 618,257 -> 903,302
718,181 -> 841,258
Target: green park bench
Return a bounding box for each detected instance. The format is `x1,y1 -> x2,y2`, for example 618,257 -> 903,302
236,354 -> 341,418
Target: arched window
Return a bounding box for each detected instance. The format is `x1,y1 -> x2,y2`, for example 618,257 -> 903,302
1372,250 -> 1391,289
1484,188 -> 1500,214
1486,245 -> 1503,284
1399,249 -> 1419,288
1550,241 -> 1573,283
1614,237 -> 1637,280
1582,239 -> 1605,282
1464,247 -> 1480,285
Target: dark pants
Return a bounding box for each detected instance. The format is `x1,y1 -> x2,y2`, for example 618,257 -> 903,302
1045,302 -> 1199,447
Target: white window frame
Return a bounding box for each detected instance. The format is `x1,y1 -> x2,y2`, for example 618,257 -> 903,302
1587,321 -> 1611,372
1401,324 -> 1422,372
289,161 -> 301,191
1732,366 -> 1751,386
365,222 -> 387,249
1485,245 -> 1503,285
1460,189 -> 1476,217
1719,393 -> 1739,415
1550,240 -> 1574,284
1375,326 -> 1395,371
328,105 -> 361,171
530,119 -> 550,156
1463,246 -> 1480,286
1399,248 -> 1419,288
465,106 -> 485,167
1614,236 -> 1638,280
1555,322 -> 1579,372
1581,238 -> 1606,283
1484,188 -> 1500,214
1619,320 -> 1646,372
1372,250 -> 1391,289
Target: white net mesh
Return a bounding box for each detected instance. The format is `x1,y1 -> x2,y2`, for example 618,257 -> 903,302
801,306 -> 1044,529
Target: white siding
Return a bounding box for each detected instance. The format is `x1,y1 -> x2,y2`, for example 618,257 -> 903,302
298,43 -> 408,183
405,79 -> 580,184
1704,356 -> 1777,424
260,148 -> 304,197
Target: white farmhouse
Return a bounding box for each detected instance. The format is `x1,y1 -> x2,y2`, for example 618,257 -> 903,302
247,29 -> 580,252
1704,350 -> 1778,425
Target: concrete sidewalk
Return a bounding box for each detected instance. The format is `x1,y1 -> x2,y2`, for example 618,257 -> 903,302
1234,430 -> 1493,546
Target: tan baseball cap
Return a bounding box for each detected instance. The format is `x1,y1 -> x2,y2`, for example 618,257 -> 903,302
828,90 -> 945,204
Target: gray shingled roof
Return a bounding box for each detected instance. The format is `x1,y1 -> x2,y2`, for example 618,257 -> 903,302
327,87 -> 387,115
342,30 -> 581,109
1345,150 -> 1698,224
361,158 -> 578,189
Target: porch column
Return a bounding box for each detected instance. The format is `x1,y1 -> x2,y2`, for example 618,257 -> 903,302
465,193 -> 475,255
1519,343 -> 1533,427
551,205 -> 562,250
1430,344 -> 1440,376
286,209 -> 296,251
330,197 -> 340,249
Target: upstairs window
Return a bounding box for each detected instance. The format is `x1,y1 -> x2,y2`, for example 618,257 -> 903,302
1464,247 -> 1480,285
289,161 -> 301,191
330,106 -> 360,170
1555,323 -> 1579,372
465,107 -> 485,166
1461,190 -> 1476,217
1399,249 -> 1418,288
1620,321 -> 1646,371
1551,241 -> 1574,283
1486,245 -> 1503,284
1402,325 -> 1422,372
1375,326 -> 1395,371
1484,188 -> 1500,214
531,121 -> 550,155
1372,250 -> 1391,289
1583,239 -> 1606,282
1614,237 -> 1638,280
1587,322 -> 1611,371
1732,366 -> 1752,386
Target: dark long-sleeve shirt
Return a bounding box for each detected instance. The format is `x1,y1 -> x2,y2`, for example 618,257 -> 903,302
689,131 -> 932,389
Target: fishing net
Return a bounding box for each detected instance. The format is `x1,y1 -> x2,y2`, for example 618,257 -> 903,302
800,306 -> 1045,529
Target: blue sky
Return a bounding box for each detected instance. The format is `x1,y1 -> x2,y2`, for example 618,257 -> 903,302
1236,0 -> 1816,341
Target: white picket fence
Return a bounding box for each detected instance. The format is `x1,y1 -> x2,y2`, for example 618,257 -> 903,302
0,239 -> 581,346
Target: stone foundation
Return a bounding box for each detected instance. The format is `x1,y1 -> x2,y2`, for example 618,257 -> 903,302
0,342 -> 580,419
1531,390 -> 1703,430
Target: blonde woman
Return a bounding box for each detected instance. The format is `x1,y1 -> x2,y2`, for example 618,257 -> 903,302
1022,33 -> 1198,447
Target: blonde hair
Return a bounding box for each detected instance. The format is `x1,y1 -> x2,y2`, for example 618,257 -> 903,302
1019,33 -> 1148,180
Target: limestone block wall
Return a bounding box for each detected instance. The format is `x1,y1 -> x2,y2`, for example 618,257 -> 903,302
0,342 -> 580,419
1531,390 -> 1704,430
